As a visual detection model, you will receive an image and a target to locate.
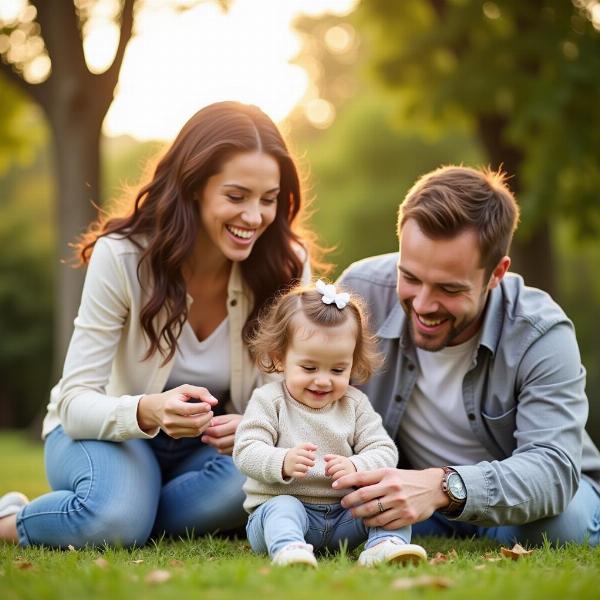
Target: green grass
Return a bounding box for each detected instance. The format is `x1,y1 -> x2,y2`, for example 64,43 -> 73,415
1,431 -> 599,599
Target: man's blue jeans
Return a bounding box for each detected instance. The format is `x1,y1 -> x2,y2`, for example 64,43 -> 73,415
247,494 -> 412,558
15,426 -> 247,548
412,476 -> 600,546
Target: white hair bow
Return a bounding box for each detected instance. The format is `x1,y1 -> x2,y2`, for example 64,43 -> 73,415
316,279 -> 350,310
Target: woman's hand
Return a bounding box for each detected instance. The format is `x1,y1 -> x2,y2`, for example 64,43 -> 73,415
324,454 -> 357,481
137,384 -> 218,439
201,413 -> 243,455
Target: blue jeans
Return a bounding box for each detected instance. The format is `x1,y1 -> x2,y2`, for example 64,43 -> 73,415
413,476 -> 600,546
15,426 -> 246,548
246,494 -> 412,558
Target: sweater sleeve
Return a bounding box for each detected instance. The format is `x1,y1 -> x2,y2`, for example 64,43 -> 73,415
233,389 -> 290,484
349,391 -> 399,472
55,237 -> 155,441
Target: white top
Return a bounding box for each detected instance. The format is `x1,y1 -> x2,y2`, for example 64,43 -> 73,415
398,335 -> 495,468
42,235 -> 311,441
233,381 -> 399,512
164,318 -> 230,400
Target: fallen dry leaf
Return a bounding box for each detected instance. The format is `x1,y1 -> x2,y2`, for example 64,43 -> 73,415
12,559 -> 33,570
474,564 -> 486,571
145,569 -> 172,584
67,544 -> 76,552
130,559 -> 144,565
447,548 -> 458,560
93,558 -> 109,569
500,543 -> 534,560
258,566 -> 271,575
428,552 -> 448,565
169,559 -> 184,568
391,575 -> 454,590
483,552 -> 502,562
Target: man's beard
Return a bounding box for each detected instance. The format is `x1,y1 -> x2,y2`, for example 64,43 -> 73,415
403,292 -> 487,352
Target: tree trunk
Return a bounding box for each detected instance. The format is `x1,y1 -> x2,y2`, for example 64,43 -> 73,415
50,115 -> 101,370
477,114 -> 556,296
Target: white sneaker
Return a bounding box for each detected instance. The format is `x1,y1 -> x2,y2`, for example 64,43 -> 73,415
358,539 -> 427,567
0,491 -> 30,518
272,542 -> 318,568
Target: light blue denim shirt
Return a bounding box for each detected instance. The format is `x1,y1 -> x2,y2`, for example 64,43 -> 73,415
339,253 -> 600,526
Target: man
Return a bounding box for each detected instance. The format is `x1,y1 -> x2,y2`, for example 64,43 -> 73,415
334,165 -> 600,545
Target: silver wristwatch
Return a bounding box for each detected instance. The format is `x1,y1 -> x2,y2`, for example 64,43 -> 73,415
440,467 -> 467,515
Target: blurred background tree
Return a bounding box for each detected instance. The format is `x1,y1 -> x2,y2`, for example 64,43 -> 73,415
0,0 -> 137,369
354,0 -> 600,297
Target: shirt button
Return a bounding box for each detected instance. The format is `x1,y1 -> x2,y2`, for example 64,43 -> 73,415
230,299 -> 237,307
407,363 -> 415,371
468,413 -> 476,421
395,395 -> 403,403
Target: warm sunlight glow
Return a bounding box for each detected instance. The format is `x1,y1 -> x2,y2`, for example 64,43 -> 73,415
305,98 -> 335,129
84,21 -> 119,74
324,24 -> 355,54
592,3 -> 600,30
0,0 -> 27,22
101,0 -> 358,140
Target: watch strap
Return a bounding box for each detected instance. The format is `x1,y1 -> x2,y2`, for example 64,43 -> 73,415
439,466 -> 466,515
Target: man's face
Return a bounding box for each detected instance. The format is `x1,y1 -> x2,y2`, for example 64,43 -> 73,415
396,219 -> 507,351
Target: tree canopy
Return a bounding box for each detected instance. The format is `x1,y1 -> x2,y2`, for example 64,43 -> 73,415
355,0 -> 600,293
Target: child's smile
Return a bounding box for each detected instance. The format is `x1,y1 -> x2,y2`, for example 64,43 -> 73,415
280,313 -> 357,409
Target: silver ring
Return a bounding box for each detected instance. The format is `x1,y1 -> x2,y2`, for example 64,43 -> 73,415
377,499 -> 385,513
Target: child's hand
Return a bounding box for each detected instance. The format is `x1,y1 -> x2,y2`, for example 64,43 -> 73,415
324,454 -> 357,481
283,443 -> 318,479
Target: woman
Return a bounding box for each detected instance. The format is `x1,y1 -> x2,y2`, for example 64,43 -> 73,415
0,101 -> 318,548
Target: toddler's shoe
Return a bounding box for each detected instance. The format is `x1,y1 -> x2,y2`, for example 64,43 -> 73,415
272,542 -> 318,568
0,491 -> 30,518
358,539 -> 427,567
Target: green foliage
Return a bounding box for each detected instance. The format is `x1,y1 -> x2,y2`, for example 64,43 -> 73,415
0,142 -> 54,427
357,0 -> 600,237
0,74 -> 45,174
290,92 -> 482,277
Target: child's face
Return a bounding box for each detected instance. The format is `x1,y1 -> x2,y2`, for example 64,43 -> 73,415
280,312 -> 357,409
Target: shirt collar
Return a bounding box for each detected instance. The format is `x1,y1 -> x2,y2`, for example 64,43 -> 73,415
478,284 -> 503,356
377,301 -> 406,340
378,286 -> 503,356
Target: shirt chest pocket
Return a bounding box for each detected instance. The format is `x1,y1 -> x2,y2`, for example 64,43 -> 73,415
481,406 -> 517,458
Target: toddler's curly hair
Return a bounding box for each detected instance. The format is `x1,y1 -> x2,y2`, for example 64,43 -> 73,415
249,281 -> 383,384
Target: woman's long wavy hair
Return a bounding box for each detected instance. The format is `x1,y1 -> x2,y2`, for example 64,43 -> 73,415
74,101 -> 320,363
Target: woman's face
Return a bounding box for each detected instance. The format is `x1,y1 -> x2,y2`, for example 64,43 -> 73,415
198,151 -> 280,263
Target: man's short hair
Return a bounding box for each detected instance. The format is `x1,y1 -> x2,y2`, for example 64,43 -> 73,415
398,165 -> 520,274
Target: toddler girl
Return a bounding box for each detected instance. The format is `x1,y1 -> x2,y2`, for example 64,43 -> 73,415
233,280 -> 427,567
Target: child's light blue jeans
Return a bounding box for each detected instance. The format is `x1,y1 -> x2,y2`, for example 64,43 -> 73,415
246,494 -> 412,557
15,426 -> 247,548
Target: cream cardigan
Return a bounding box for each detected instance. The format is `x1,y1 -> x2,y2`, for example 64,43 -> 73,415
42,235 -> 309,441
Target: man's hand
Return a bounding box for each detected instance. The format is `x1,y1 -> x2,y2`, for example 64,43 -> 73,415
283,443 -> 317,479
324,454 -> 356,481
201,413 -> 243,455
332,467 -> 449,529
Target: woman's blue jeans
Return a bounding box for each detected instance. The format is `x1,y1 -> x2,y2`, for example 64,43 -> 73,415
15,426 -> 247,548
247,494 -> 412,558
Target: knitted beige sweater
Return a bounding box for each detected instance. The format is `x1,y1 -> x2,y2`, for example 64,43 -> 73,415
233,381 -> 398,512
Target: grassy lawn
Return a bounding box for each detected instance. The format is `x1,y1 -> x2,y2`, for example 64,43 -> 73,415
1,430 -> 599,599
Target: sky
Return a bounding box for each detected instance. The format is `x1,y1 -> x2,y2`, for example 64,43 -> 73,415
0,0 -> 357,140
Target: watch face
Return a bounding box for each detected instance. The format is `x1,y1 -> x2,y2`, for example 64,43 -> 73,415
448,473 -> 467,500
